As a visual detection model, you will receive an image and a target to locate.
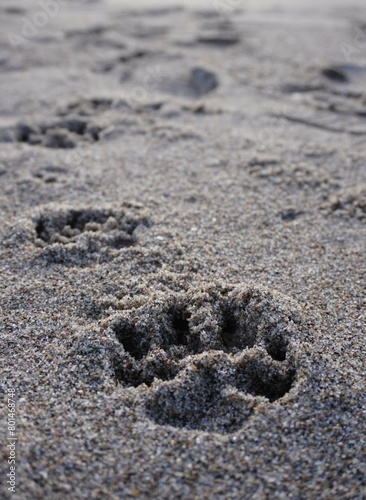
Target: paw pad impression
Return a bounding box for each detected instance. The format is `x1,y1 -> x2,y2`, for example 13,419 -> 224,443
33,205 -> 151,265
108,283 -> 311,434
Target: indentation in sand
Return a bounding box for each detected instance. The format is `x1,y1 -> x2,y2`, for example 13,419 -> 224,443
33,205 -> 152,265
108,283 -> 310,433
0,118 -> 103,149
326,183 -> 366,221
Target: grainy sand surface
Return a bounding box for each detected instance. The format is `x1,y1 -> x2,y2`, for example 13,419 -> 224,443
1,0 -> 366,498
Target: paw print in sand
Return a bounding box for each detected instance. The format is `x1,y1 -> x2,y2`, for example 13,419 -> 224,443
109,283 -> 311,434
0,118 -> 103,149
34,205 -> 151,265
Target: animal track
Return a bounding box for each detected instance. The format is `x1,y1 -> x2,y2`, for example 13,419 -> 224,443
196,19 -> 240,47
157,65 -> 219,98
321,66 -> 348,83
190,67 -> 219,97
34,206 -> 151,265
280,64 -> 366,122
31,165 -> 70,184
58,98 -> 117,117
326,183 -> 366,221
108,284 -> 310,433
1,118 -> 103,149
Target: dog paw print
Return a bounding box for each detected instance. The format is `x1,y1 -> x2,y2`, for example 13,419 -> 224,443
108,284 -> 311,434
153,62 -> 218,98
33,205 -> 151,265
325,183 -> 366,221
0,118 -> 103,149
57,98 -> 116,117
196,18 -> 241,47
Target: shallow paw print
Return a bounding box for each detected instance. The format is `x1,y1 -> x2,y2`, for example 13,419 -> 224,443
109,284 -> 311,434
57,97 -> 118,117
196,18 -> 241,47
33,205 -> 151,265
151,60 -> 219,98
326,183 -> 366,221
0,118 -> 103,149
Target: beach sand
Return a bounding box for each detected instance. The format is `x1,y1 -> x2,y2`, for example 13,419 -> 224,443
1,0 -> 365,498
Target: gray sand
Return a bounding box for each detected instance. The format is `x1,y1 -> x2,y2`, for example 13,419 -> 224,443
1,0 -> 366,498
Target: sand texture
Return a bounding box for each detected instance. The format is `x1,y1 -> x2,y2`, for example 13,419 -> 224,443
1,0 -> 366,498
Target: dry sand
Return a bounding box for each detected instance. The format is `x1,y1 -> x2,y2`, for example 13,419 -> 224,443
1,0 -> 366,498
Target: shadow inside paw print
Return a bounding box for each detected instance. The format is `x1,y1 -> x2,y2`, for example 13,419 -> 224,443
109,284 -> 309,434
34,206 -> 151,265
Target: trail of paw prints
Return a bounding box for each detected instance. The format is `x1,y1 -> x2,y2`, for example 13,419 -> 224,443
33,205 -> 152,266
107,283 -> 312,434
